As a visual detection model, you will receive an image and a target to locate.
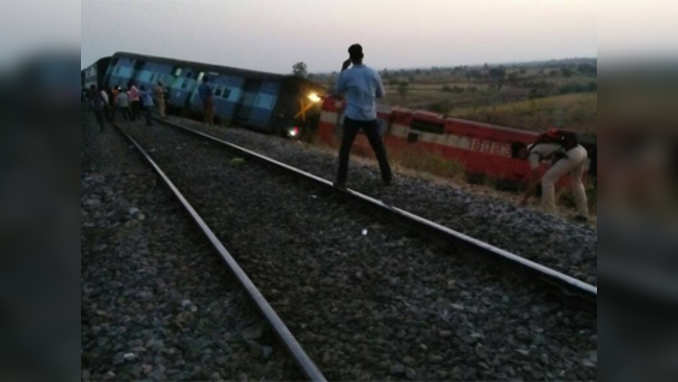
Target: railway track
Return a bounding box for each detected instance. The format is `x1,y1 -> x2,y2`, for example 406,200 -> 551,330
113,117 -> 596,380
154,117 -> 596,305
113,124 -> 327,381
82,114 -> 307,380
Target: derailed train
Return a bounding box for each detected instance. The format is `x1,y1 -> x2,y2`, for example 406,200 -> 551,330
82,52 -> 325,136
317,97 -> 597,186
83,52 -> 596,185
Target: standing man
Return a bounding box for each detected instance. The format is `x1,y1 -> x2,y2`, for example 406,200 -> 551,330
115,87 -> 131,121
99,87 -> 111,123
520,128 -> 589,220
139,85 -> 155,126
88,85 -> 106,132
334,43 -> 392,188
128,82 -> 140,121
153,81 -> 166,118
198,76 -> 214,125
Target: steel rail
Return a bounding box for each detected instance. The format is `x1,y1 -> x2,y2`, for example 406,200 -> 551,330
155,118 -> 597,302
114,124 -> 327,382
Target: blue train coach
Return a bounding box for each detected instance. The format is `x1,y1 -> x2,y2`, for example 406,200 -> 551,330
88,52 -> 324,136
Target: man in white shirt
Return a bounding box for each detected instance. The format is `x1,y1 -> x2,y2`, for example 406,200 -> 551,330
334,43 -> 392,187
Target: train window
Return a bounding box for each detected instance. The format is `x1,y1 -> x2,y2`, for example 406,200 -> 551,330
134,60 -> 146,70
410,119 -> 444,134
215,88 -> 222,97
511,142 -> 528,159
222,88 -> 231,99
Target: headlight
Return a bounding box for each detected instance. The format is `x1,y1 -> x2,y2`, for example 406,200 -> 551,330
287,126 -> 300,138
307,92 -> 321,103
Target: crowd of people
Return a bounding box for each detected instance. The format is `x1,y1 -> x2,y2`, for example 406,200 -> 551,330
84,80 -> 167,131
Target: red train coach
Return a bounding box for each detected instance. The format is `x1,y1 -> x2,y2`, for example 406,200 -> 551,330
317,96 -> 590,187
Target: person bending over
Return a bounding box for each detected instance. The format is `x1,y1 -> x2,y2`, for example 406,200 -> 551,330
521,128 -> 589,219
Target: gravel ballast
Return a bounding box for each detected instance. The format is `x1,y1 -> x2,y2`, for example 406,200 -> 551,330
162,115 -> 597,286
120,117 -> 597,381
81,113 -> 301,381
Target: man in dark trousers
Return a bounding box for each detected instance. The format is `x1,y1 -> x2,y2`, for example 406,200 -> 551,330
334,43 -> 393,188
198,76 -> 214,125
88,85 -> 106,132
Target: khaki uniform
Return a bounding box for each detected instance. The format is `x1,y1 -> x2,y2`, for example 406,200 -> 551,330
528,142 -> 589,216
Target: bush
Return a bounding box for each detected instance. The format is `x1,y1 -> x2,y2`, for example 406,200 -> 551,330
442,85 -> 464,93
578,63 -> 597,76
558,82 -> 597,95
558,83 -> 584,94
398,81 -> 409,98
429,100 -> 451,113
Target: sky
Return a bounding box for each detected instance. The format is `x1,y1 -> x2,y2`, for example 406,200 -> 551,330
79,0 -> 603,74
0,0 -> 634,75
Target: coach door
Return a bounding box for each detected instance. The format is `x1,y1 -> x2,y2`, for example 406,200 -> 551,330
235,79 -> 261,124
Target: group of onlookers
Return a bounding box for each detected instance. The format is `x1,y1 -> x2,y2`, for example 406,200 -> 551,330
85,81 -> 167,131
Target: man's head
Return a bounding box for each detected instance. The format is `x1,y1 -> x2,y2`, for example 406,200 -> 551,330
348,43 -> 364,63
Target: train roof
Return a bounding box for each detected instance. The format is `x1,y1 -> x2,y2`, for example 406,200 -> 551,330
82,56 -> 111,72
112,51 -> 304,82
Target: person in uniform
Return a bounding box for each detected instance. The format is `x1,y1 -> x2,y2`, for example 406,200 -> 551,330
520,128 -> 589,219
153,81 -> 166,118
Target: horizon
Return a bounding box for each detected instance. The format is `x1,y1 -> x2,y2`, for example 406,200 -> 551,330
82,51 -> 597,75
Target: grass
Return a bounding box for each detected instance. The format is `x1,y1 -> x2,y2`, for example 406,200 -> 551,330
448,92 -> 597,133
388,146 -> 466,181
